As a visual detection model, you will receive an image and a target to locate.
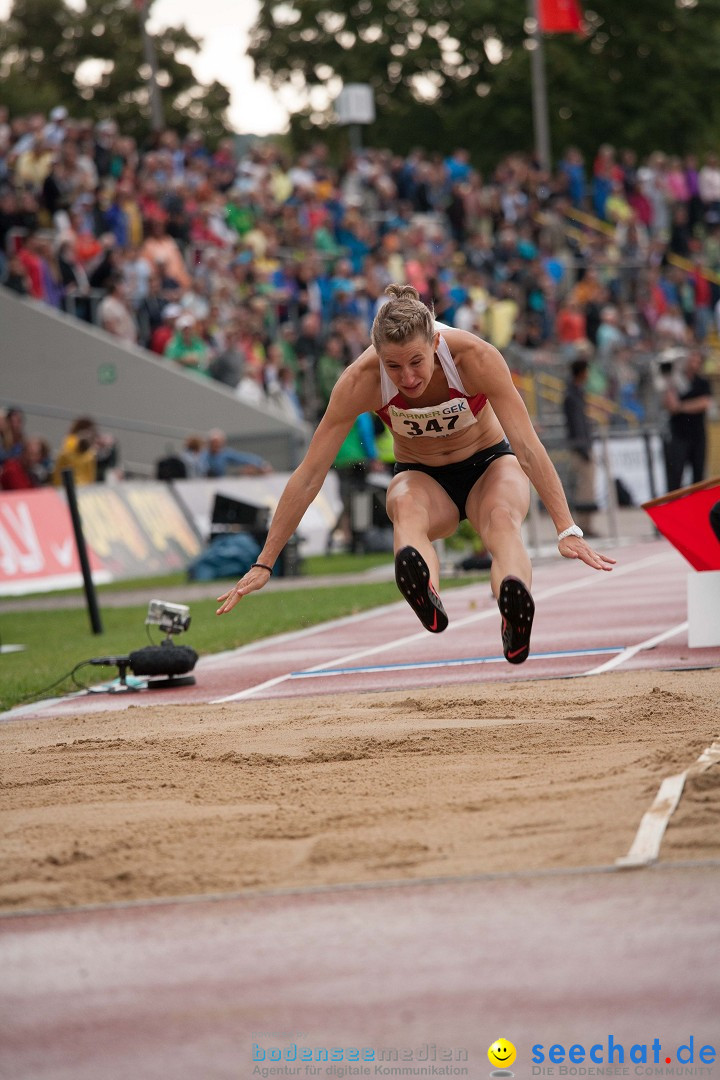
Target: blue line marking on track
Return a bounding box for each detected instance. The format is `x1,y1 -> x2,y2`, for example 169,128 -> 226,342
290,646 -> 625,679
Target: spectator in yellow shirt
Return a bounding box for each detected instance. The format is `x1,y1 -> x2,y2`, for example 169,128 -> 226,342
52,418 -> 98,486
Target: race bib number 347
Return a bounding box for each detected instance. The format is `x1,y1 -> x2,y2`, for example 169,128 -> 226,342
388,397 -> 477,438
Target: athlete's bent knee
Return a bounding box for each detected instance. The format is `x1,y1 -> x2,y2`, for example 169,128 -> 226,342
386,488 -> 429,528
482,503 -> 524,538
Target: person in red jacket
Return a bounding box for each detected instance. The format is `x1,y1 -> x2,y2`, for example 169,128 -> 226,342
0,437 -> 52,490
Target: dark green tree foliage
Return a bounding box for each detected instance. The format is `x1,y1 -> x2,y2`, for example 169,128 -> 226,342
0,0 -> 231,145
249,0 -> 720,166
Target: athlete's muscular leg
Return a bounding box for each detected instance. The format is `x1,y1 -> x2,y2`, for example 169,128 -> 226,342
386,471 -> 459,589
465,456 -> 532,597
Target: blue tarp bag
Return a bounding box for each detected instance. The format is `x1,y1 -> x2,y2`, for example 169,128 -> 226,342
187,532 -> 261,581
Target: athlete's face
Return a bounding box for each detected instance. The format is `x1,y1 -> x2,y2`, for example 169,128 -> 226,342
380,333 -> 439,397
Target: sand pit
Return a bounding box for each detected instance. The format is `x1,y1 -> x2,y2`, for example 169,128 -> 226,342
1,668 -> 718,912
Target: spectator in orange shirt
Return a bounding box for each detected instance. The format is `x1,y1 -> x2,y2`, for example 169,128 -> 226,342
570,267 -> 605,309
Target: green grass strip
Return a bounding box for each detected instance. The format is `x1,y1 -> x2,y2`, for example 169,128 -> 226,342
0,572 -> 486,711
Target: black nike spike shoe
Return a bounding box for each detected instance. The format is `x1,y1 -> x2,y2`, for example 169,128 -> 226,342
395,546 -> 449,633
498,575 -> 535,664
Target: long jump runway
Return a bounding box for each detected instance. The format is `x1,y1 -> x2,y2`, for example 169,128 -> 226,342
3,540 -> 716,721
1,539 -> 719,1080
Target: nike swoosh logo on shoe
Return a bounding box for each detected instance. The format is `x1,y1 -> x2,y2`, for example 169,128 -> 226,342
498,575 -> 535,663
395,545 -> 448,633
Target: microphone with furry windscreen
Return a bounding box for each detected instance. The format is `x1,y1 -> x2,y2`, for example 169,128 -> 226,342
89,600 -> 198,692
128,642 -> 198,686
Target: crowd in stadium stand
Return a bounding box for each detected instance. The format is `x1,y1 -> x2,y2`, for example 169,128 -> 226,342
0,401 -> 277,490
1,102 -> 719,490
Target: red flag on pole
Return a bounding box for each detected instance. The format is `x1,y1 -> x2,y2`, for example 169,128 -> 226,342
643,480 -> 720,573
538,0 -> 583,34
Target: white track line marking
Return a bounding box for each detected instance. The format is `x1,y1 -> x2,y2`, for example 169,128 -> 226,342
201,600 -> 403,669
581,621 -> 688,676
213,550 -> 674,702
696,742 -> 720,770
211,624 -> 432,702
290,647 -> 624,679
615,773 -> 687,868
617,741 -> 720,868
213,673 -> 290,702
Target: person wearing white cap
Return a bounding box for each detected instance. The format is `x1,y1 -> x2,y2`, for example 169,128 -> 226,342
148,303 -> 182,355
44,106 -> 69,148
164,312 -> 211,371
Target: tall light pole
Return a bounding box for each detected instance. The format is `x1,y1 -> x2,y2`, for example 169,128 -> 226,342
528,0 -> 551,171
136,0 -> 166,132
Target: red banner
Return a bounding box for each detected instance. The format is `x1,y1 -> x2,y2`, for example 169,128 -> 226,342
643,481 -> 720,572
0,489 -> 104,593
539,0 -> 583,33
0,483 -> 201,595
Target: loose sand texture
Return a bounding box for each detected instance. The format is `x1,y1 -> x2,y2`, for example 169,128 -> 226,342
1,669 -> 718,913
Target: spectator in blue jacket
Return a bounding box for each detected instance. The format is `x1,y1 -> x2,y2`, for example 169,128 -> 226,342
200,429 -> 272,477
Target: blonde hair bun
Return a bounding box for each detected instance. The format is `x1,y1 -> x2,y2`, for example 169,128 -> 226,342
384,284 -> 420,302
371,282 -> 434,351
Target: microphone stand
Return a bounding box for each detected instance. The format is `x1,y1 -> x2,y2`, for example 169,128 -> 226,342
87,656 -> 146,694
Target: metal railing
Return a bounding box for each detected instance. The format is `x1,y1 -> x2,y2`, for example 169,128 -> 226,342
563,207 -> 720,288
523,425 -> 665,556
513,370 -> 641,430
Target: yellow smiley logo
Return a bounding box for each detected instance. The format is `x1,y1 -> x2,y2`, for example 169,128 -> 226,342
488,1039 -> 517,1069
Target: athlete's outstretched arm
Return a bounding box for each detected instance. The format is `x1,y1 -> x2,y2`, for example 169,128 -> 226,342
457,334 -> 616,572
216,365 -> 376,613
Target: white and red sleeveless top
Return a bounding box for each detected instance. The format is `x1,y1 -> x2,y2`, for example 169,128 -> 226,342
376,328 -> 487,440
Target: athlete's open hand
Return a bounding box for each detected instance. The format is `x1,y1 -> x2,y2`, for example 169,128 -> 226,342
216,565 -> 272,614
558,535 -> 616,571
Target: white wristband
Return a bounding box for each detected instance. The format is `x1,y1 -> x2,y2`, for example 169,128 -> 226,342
557,524 -> 584,541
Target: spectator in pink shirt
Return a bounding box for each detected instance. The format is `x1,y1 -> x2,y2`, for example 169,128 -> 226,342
141,217 -> 191,289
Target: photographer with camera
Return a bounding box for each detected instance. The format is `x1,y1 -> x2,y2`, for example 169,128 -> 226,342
51,415 -> 120,486
52,416 -> 99,486
660,349 -> 713,492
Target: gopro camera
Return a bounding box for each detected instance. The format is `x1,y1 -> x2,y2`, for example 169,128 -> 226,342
146,599 -> 191,635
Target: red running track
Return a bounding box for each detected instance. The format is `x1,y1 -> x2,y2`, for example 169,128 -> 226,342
1,865 -> 719,1080
3,539 -> 717,721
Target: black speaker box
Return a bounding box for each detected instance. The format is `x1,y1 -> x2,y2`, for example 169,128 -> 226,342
209,493 -> 302,577
211,493 -> 270,531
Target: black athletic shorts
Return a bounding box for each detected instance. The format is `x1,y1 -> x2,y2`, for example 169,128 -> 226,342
393,439 -> 515,521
